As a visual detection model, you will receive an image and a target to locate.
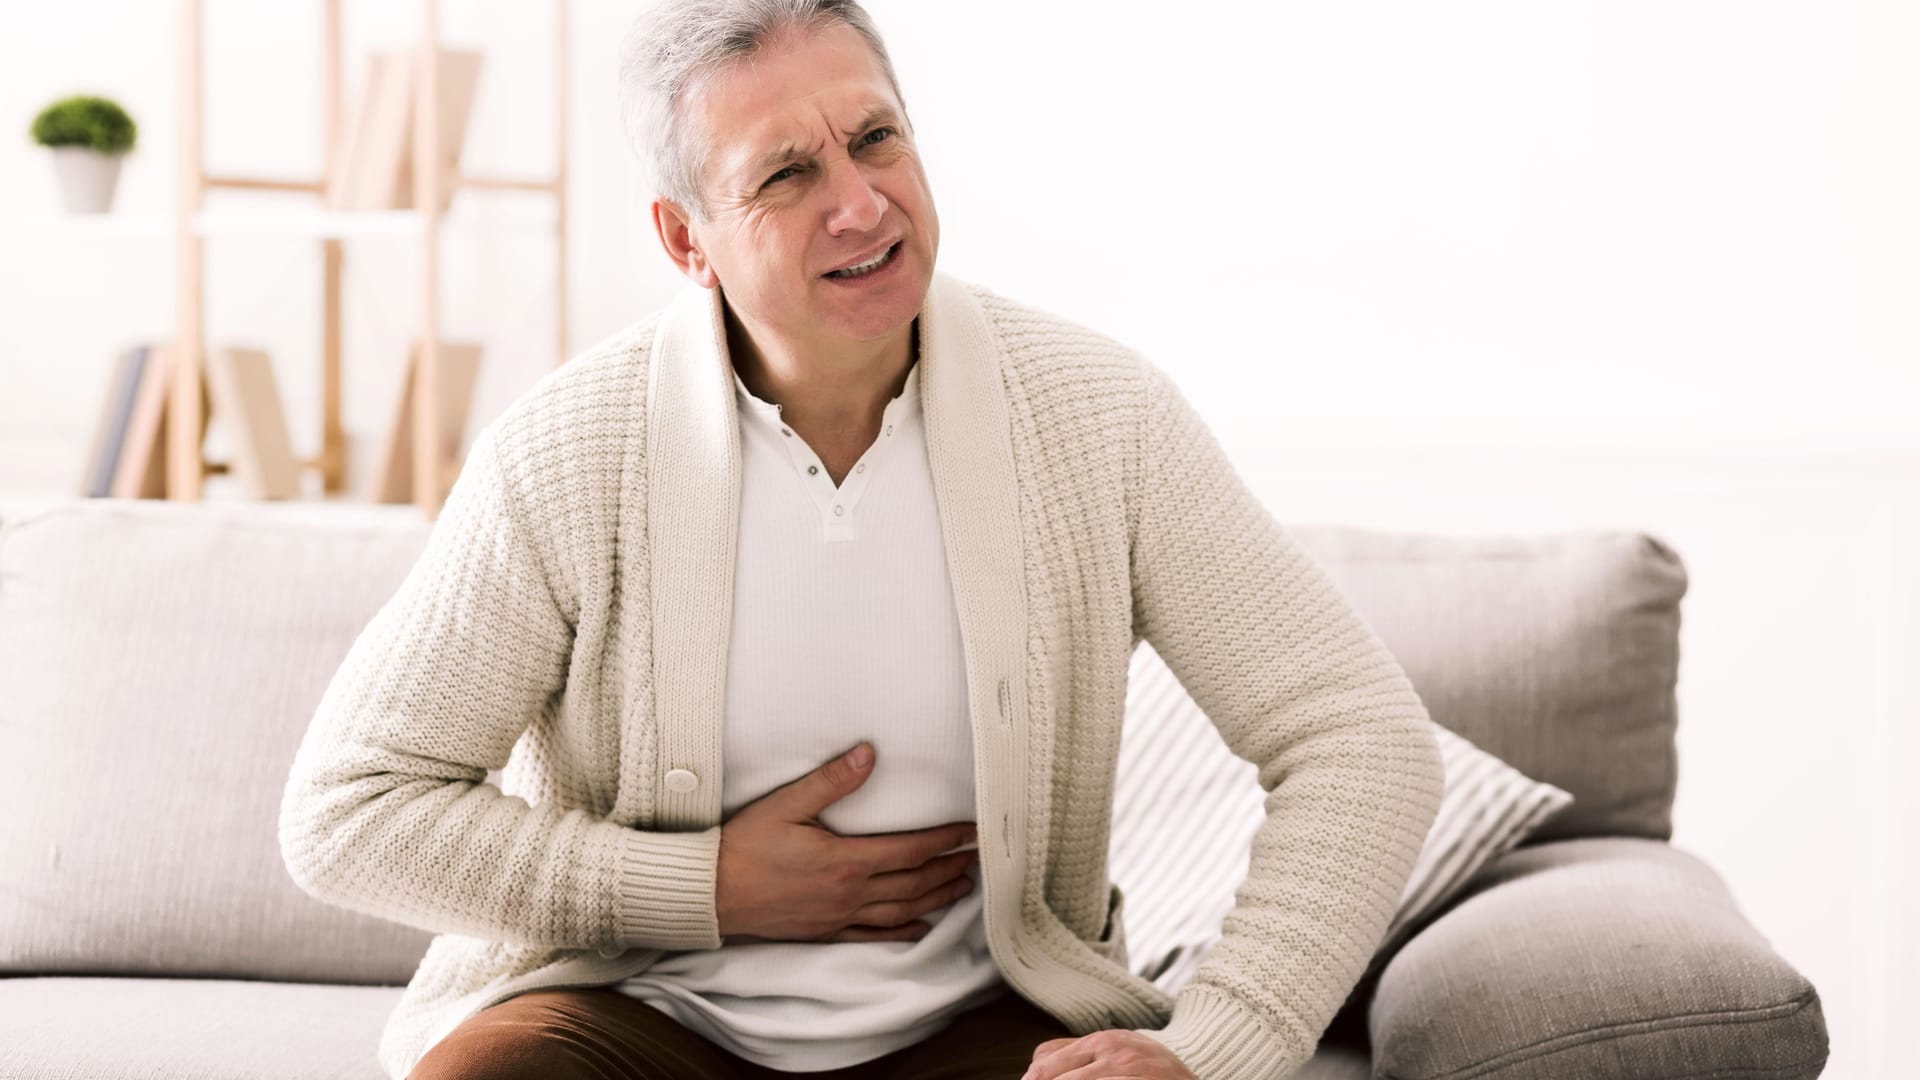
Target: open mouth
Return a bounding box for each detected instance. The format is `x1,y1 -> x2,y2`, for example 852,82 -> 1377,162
823,241 -> 902,281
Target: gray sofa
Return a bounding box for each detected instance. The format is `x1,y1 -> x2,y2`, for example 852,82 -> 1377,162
0,497 -> 1829,1079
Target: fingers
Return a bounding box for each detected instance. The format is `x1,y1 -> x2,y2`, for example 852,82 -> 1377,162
863,847 -> 979,904
847,869 -> 975,930
850,821 -> 979,875
779,744 -> 876,820
1023,1038 -> 1100,1080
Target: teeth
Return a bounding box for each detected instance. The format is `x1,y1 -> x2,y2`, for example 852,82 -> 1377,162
829,245 -> 892,278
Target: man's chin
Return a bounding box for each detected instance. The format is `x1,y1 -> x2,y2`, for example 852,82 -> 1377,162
815,276 -> 929,339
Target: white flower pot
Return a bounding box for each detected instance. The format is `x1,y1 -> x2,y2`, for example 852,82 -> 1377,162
50,146 -> 126,214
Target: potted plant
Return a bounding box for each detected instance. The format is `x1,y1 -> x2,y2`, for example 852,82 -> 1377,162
30,94 -> 138,213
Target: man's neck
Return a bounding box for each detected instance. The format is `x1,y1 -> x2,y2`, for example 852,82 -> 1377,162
723,298 -> 917,445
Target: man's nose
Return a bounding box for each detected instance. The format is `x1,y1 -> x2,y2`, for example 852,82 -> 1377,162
823,160 -> 886,235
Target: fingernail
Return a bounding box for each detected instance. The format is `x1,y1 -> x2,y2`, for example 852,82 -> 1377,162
847,744 -> 872,768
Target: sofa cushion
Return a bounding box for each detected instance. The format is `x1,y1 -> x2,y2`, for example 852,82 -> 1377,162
1112,641 -> 1572,996
0,976 -> 398,1079
1368,837 -> 1830,1080
1282,526 -> 1687,843
0,499 -> 437,984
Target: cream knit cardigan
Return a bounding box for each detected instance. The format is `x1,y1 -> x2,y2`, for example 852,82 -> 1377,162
277,270 -> 1445,1080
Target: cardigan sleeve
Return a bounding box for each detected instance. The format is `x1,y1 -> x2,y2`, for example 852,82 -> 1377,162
276,422 -> 724,955
1124,359 -> 1446,1080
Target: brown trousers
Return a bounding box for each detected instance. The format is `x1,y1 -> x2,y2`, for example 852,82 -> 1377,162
408,982 -> 1075,1080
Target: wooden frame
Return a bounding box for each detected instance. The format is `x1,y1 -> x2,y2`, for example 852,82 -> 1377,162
169,0 -> 571,519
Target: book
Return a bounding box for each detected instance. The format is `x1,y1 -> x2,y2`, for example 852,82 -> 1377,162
324,50 -> 407,210
327,47 -> 485,212
80,344 -> 145,497
204,346 -> 301,500
365,340 -> 484,504
324,52 -> 390,210
394,48 -> 485,213
78,343 -> 139,495
113,343 -> 170,499
111,344 -> 214,499
110,344 -> 165,497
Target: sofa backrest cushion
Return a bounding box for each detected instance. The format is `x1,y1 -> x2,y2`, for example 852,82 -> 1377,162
0,499 -> 438,984
1280,525 -> 1687,843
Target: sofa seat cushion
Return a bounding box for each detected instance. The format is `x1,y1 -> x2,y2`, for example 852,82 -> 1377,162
0,976 -> 401,1079
1368,837 -> 1829,1080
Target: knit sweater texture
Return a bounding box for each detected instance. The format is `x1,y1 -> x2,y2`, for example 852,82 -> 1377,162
277,270 -> 1446,1080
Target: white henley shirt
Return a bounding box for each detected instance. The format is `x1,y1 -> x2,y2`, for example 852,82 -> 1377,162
613,355 -> 1009,1071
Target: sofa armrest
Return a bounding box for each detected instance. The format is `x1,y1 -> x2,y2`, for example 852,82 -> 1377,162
1367,837 -> 1829,1080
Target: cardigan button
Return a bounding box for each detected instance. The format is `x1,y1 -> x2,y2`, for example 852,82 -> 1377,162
664,768 -> 699,793
597,944 -> 623,958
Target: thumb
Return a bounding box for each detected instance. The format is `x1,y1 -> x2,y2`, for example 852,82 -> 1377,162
781,743 -> 874,821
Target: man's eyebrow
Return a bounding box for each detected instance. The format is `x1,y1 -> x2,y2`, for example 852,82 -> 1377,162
748,105 -> 903,175
751,141 -> 811,175
839,104 -> 902,139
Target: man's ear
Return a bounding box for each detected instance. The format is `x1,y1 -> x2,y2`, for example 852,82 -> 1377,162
652,198 -> 718,288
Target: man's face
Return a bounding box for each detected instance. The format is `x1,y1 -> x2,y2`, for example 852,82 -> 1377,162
661,20 -> 939,350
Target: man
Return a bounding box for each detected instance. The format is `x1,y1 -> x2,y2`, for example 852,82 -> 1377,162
276,1 -> 1445,1078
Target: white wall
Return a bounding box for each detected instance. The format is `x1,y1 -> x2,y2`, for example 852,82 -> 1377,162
2,2 -> 1912,1077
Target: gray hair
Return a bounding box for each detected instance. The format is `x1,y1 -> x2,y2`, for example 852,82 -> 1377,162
618,0 -> 908,223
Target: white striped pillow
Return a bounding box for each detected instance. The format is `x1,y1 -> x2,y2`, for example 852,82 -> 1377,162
1110,641 -> 1573,996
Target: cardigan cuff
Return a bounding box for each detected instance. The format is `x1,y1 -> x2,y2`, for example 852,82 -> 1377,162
1131,983 -> 1305,1080
612,824 -> 723,952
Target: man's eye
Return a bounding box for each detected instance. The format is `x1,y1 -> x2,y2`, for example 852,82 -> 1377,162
861,127 -> 895,147
764,165 -> 799,186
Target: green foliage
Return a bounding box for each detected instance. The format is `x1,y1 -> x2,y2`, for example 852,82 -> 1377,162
30,95 -> 137,154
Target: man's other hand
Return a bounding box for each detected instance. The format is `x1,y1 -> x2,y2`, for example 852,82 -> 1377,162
1022,1029 -> 1199,1080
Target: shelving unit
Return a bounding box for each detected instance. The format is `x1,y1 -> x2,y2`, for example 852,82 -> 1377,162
170,0 -> 571,519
